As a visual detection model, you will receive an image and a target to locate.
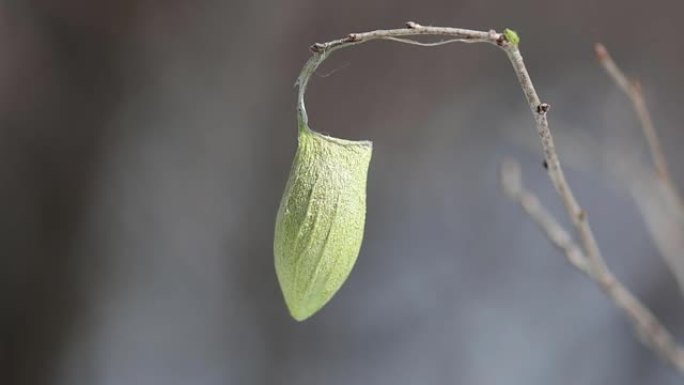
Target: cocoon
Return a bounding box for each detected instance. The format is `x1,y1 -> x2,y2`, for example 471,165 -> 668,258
274,125 -> 372,321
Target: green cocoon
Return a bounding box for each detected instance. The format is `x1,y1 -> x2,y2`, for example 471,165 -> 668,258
274,125 -> 372,321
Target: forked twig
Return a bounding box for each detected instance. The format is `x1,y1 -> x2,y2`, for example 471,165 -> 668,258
501,160 -> 684,371
500,160 -> 590,275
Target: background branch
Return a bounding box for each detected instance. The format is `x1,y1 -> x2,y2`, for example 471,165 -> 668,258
500,160 -> 589,274
595,43 -> 682,207
595,43 -> 684,296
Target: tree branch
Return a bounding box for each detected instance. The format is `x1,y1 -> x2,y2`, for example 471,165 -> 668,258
500,160 -> 590,274
294,21 -> 684,373
295,22 -> 501,130
500,44 -> 610,277
595,43 -> 684,297
501,159 -> 684,371
595,43 -> 682,207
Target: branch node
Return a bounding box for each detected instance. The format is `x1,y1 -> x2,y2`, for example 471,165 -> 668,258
496,33 -> 505,46
310,43 -> 326,53
346,33 -> 359,42
537,103 -> 551,113
577,209 -> 587,222
406,21 -> 420,29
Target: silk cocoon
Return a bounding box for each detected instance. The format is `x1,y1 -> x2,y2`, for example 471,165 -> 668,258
274,126 -> 372,321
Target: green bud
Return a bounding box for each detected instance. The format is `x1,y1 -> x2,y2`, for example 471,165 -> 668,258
274,125 -> 372,321
503,28 -> 520,46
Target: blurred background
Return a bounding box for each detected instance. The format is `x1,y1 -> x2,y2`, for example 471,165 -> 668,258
1,0 -> 684,384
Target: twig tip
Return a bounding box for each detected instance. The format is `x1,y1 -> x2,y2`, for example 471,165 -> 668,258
577,209 -> 587,221
594,43 -> 608,61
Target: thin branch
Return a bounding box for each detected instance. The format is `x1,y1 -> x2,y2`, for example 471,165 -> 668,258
501,160 -> 590,274
501,44 -> 610,277
295,21 -> 684,373
595,43 -> 682,206
295,22 -> 500,130
501,159 -> 684,371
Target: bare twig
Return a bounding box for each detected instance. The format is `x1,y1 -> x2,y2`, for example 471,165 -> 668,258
501,160 -> 684,371
500,160 -> 590,274
595,43 -> 684,296
501,44 -> 609,277
595,43 -> 682,207
296,22 -> 500,130
294,21 -> 684,373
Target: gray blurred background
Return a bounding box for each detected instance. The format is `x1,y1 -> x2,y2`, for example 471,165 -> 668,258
2,0 -> 684,384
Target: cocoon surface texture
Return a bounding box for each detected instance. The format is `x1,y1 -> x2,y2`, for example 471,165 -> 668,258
274,126 -> 372,321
